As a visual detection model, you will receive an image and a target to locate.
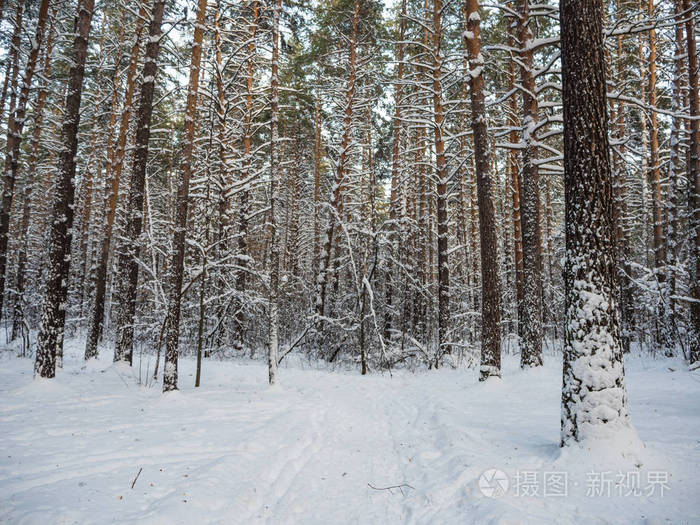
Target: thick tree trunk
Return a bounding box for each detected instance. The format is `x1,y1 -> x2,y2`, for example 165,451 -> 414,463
34,0 -> 95,378
465,0 -> 501,380
162,0 -> 208,392
560,0 -> 631,444
113,0 -> 167,364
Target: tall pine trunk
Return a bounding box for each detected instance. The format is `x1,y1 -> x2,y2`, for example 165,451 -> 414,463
267,0 -> 282,385
34,0 -> 95,378
560,0 -> 631,444
465,0 -> 501,380
515,0 -> 543,368
113,0 -> 166,364
0,0 -> 49,322
84,8 -> 145,360
162,0 -> 208,392
12,8 -> 55,340
681,0 -> 700,364
432,0 -> 450,365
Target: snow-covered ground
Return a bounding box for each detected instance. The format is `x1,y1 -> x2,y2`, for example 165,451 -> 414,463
1,340 -> 699,524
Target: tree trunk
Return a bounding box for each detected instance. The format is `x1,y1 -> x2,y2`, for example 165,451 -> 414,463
316,0 -> 360,321
648,0 -> 664,272
432,0 -> 450,365
1,0 -> 48,322
560,0 -> 631,444
234,1 -> 260,350
84,7 -> 144,360
113,0 -> 167,365
385,0 -> 407,345
507,4 -> 524,343
12,8 -> 55,340
313,84 -> 322,278
34,0 -> 95,378
515,0 -> 543,368
267,0 -> 282,385
0,1 -> 22,139
465,0 -> 501,380
681,0 -> 700,364
163,0 -> 208,392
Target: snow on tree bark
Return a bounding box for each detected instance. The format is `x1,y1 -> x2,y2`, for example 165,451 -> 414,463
432,0 -> 450,365
1,0 -> 48,323
162,0 -> 208,392
515,0 -> 543,369
681,0 -> 700,364
34,0 -> 95,378
12,8 -> 55,341
464,0 -> 502,381
267,0 -> 282,386
84,7 -> 145,361
113,0 -> 166,365
560,0 -> 632,444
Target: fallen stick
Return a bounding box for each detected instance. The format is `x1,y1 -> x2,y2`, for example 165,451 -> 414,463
367,482 -> 414,496
131,467 -> 143,489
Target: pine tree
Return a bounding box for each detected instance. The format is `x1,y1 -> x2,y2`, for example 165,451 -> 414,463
267,0 -> 283,385
84,5 -> 146,360
560,0 -> 632,444
34,0 -> 96,378
113,0 -> 167,365
515,0 -> 543,369
163,0 -> 208,392
464,0 -> 501,380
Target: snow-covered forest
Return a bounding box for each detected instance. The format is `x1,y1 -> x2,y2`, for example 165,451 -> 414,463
0,0 -> 698,522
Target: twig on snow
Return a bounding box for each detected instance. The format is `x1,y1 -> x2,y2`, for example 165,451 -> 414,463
131,467 -> 143,489
367,482 -> 414,496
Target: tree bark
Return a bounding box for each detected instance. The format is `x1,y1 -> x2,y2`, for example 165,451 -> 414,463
432,0 -> 450,365
113,0 -> 167,364
1,0 -> 48,322
515,0 -> 543,368
12,8 -> 55,340
560,0 -> 631,444
84,7 -> 145,360
681,0 -> 700,364
162,0 -> 208,391
34,0 -> 95,378
465,0 -> 501,380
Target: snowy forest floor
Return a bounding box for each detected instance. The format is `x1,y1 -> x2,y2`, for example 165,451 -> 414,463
1,339 -> 699,525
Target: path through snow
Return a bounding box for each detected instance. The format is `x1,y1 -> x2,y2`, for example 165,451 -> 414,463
1,341 -> 698,524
